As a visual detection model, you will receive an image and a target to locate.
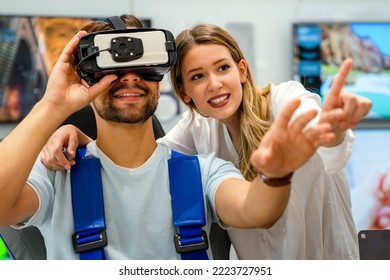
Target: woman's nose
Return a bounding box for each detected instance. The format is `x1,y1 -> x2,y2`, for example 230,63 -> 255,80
207,75 -> 223,92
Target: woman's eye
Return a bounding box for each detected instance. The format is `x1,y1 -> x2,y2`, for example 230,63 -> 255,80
219,65 -> 230,71
191,73 -> 204,81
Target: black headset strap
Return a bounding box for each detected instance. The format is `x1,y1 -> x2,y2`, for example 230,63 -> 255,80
105,16 -> 127,30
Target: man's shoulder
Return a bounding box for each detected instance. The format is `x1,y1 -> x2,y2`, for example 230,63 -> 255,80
196,152 -> 243,179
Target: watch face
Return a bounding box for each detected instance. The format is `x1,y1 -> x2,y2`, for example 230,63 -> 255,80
0,234 -> 14,260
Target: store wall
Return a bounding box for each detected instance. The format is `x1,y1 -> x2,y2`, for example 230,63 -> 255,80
0,0 -> 389,136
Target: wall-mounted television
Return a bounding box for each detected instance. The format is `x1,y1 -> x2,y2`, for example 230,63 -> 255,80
292,22 -> 390,120
0,15 -> 99,123
347,126 -> 390,232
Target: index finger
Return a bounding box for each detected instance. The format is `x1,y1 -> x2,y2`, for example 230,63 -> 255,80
328,58 -> 353,98
57,31 -> 87,65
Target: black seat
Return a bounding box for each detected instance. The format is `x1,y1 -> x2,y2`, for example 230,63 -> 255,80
0,225 -> 46,259
358,229 -> 390,259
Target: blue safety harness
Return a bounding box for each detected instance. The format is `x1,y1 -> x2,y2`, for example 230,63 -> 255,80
70,148 -> 209,260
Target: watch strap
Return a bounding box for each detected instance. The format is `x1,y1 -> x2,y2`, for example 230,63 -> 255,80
259,171 -> 294,187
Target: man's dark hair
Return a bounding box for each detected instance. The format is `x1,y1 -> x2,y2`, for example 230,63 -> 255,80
79,14 -> 145,33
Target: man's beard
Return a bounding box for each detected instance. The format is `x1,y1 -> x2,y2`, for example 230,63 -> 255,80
93,84 -> 158,124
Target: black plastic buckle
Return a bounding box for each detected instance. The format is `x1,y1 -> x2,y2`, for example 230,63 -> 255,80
174,230 -> 209,254
72,228 -> 108,253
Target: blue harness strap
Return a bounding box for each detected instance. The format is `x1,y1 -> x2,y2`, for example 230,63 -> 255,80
70,148 -> 208,260
169,150 -> 209,260
70,147 -> 107,260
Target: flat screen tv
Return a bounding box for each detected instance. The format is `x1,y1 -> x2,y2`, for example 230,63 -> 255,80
0,15 -> 100,123
292,22 -> 390,120
347,126 -> 390,232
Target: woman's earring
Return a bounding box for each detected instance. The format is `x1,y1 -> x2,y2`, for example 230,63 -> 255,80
181,92 -> 191,103
183,96 -> 191,103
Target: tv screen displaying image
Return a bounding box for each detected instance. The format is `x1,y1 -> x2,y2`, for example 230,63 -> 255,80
292,22 -> 390,119
0,15 -> 98,123
347,127 -> 390,232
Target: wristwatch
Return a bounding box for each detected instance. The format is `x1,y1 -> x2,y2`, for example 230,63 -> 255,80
258,171 -> 294,187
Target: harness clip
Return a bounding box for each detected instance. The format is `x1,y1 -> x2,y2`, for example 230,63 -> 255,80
174,230 -> 209,253
72,228 -> 108,253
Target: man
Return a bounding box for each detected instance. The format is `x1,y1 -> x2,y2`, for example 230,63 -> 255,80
0,15 -> 335,259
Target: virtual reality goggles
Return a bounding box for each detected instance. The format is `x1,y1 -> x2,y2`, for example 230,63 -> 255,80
76,27 -> 177,85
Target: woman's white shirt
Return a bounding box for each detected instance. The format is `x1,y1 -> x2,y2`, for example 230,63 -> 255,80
158,81 -> 358,259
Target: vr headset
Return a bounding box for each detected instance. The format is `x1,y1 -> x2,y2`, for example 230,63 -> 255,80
76,16 -> 177,85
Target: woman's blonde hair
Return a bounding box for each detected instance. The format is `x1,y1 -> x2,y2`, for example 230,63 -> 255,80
170,23 -> 272,181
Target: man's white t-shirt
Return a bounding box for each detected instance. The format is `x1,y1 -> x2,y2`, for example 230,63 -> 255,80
23,142 -> 243,259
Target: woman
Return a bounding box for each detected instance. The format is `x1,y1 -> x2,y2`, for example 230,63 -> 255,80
41,23 -> 371,259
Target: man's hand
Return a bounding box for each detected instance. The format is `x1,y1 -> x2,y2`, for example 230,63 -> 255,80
41,31 -> 118,118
